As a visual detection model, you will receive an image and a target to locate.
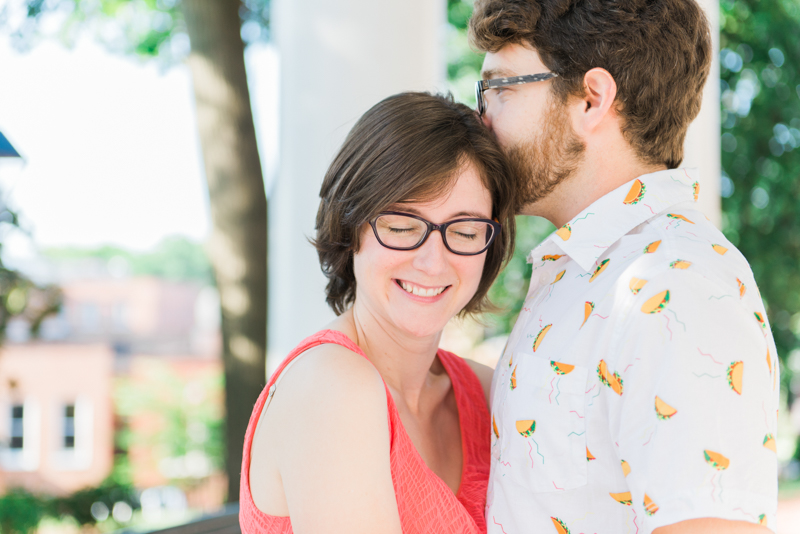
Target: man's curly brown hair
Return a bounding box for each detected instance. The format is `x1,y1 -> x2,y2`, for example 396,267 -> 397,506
469,0 -> 712,169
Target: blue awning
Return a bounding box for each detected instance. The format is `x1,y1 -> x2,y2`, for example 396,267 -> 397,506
0,131 -> 20,158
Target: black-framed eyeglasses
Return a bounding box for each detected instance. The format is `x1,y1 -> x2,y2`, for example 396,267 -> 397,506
369,212 -> 501,256
475,72 -> 559,116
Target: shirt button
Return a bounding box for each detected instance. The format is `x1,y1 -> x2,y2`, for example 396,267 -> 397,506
539,273 -> 550,285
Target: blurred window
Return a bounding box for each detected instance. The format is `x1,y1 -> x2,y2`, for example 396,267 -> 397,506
10,404 -> 24,449
63,404 -> 76,449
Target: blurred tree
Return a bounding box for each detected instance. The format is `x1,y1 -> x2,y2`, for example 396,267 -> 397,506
4,0 -> 270,501
45,236 -> 214,285
0,188 -> 62,343
0,488 -> 43,534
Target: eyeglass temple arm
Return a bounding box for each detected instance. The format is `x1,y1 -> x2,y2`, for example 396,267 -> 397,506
479,72 -> 558,91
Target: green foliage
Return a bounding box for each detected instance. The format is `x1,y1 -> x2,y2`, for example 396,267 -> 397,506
44,235 -> 214,284
51,480 -> 138,526
718,0 -> 800,403
0,489 -> 44,534
0,191 -> 62,342
6,0 -> 270,62
115,360 -> 225,482
447,0 -> 483,104
0,481 -> 138,531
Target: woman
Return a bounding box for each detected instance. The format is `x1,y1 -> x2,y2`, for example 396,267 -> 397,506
239,92 -> 516,534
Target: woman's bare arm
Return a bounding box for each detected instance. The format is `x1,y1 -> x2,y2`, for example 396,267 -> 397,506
260,344 -> 403,534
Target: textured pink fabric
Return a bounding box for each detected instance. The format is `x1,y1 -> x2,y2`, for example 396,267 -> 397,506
239,329 -> 490,534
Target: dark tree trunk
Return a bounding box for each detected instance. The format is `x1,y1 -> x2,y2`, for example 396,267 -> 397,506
181,0 -> 268,503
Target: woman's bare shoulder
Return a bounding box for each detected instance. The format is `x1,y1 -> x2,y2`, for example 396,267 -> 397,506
272,341 -> 387,418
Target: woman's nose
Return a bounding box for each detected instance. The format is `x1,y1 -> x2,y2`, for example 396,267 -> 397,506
411,230 -> 448,274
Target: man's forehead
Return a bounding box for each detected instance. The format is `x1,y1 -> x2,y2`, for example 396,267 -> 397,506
481,43 -> 548,79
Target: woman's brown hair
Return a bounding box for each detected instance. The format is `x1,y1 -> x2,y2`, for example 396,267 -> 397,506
314,92 -> 516,316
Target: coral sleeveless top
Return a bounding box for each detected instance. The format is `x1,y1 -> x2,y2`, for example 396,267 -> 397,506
239,329 -> 491,534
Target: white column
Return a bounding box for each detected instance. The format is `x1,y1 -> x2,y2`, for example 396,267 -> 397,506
268,0 -> 447,377
683,0 -> 721,227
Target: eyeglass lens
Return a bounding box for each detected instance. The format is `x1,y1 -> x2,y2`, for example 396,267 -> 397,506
374,214 -> 494,254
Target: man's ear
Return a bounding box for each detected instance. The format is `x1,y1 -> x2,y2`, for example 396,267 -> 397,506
576,68 -> 617,133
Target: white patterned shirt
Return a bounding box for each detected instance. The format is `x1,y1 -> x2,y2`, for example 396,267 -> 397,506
486,168 -> 779,534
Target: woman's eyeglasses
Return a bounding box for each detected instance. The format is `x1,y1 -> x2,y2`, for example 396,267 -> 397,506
369,212 -> 501,256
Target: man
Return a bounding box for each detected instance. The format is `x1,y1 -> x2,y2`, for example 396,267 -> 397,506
469,1 -> 779,533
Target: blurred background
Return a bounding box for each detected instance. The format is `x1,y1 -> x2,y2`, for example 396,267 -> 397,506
0,0 -> 797,532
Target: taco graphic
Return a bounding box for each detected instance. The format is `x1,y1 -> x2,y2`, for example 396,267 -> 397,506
759,514 -> 767,526
737,278 -> 746,298
555,224 -> 571,241
623,179 -> 646,205
666,213 -> 695,224
508,354 -> 513,368
693,181 -> 700,201
621,459 -> 631,477
610,491 -> 632,505
551,361 -> 575,375
754,312 -> 767,332
641,290 -> 670,314
629,277 -> 648,295
551,517 -> 570,534
767,349 -> 772,374
644,240 -> 662,253
516,419 -> 536,437
655,396 -> 678,420
581,301 -> 595,328
704,449 -> 730,470
598,360 -> 624,395
644,494 -> 659,515
669,259 -> 692,269
727,361 -> 743,395
712,244 -> 728,255
586,447 -> 596,461
552,270 -> 566,284
510,366 -> 518,390
542,254 -> 565,261
492,415 -> 499,439
763,434 -> 777,452
590,259 -> 610,283
533,324 -> 552,352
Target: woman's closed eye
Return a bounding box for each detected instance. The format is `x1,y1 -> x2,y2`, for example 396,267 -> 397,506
388,226 -> 417,234
451,230 -> 478,240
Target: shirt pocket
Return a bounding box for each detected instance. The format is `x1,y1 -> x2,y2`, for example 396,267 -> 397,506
500,352 -> 589,493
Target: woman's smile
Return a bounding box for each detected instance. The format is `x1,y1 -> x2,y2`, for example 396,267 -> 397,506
394,278 -> 452,300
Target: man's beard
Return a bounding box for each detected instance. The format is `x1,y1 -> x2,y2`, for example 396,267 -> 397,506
505,96 -> 586,211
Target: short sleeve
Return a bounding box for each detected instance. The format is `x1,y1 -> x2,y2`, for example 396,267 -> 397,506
609,270 -> 779,533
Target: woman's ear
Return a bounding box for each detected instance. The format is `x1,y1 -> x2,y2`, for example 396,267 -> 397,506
575,68 -> 618,134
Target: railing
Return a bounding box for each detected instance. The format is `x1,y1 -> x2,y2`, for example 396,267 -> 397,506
147,503 -> 240,534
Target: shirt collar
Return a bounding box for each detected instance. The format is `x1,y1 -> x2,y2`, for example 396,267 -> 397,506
532,168 -> 700,272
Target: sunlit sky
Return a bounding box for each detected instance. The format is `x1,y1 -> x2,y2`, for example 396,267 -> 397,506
0,37 -> 278,261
